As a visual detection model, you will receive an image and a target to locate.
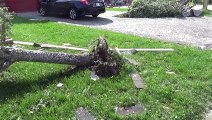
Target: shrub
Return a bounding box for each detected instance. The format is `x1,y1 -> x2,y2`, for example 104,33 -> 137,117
122,0 -> 184,18
0,7 -> 13,43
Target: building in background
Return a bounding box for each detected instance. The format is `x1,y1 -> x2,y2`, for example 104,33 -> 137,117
0,0 -> 39,12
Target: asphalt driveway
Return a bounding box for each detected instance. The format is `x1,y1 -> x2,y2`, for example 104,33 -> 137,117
18,11 -> 212,46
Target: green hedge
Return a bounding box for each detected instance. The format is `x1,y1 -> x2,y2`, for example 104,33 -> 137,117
126,0 -> 183,18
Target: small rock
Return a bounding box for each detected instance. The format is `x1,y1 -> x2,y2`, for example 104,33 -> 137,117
75,107 -> 95,120
90,71 -> 99,81
56,83 -> 63,88
115,104 -> 144,116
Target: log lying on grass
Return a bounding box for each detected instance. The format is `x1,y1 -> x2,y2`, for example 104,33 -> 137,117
0,38 -> 122,77
0,46 -> 92,66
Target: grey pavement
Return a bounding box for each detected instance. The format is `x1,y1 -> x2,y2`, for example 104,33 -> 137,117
17,10 -> 212,46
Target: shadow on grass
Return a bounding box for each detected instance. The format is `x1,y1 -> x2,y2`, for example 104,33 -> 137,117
12,16 -> 51,24
0,66 -> 85,103
14,12 -> 113,26
203,10 -> 212,16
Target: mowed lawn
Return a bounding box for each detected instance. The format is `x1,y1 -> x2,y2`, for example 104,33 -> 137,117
203,10 -> 212,17
106,7 -> 128,12
0,17 -> 211,120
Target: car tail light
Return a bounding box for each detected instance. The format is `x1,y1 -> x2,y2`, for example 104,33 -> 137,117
81,0 -> 89,5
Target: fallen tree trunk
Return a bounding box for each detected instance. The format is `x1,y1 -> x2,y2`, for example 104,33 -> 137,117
0,46 -> 92,66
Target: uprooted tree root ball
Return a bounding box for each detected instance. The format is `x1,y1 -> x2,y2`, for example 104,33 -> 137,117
89,38 -> 124,77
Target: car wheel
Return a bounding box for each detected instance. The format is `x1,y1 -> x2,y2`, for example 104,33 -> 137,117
92,14 -> 99,18
69,8 -> 80,20
39,6 -> 47,16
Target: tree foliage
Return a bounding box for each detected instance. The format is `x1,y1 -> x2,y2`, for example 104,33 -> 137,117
0,7 -> 13,44
119,0 -> 184,18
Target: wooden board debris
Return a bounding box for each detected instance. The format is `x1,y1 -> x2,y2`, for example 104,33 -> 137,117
90,71 -> 100,81
116,48 -> 174,52
41,44 -> 88,51
75,107 -> 95,120
131,72 -> 144,89
5,40 -> 89,52
124,57 -> 140,66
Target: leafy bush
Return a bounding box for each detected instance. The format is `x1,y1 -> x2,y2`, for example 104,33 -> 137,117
121,0 -> 184,18
0,7 -> 13,43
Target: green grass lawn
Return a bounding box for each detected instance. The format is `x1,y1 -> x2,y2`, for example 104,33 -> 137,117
203,10 -> 212,16
0,17 -> 212,119
106,7 -> 128,12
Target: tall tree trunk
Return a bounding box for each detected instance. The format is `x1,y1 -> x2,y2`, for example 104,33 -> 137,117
0,46 -> 92,66
203,0 -> 209,10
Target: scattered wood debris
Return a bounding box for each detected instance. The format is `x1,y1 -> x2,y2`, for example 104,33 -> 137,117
116,48 -> 174,52
56,83 -> 63,88
75,107 -> 95,120
90,71 -> 100,81
4,40 -> 89,51
124,57 -> 140,66
166,71 -> 175,75
131,72 -> 144,89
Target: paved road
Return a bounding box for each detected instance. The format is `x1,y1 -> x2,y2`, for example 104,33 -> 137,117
18,11 -> 212,46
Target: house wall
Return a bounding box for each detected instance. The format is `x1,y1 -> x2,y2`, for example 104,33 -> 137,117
0,0 -> 6,7
6,0 -> 39,12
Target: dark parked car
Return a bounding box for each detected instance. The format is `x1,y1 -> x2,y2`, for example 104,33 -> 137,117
39,0 -> 105,20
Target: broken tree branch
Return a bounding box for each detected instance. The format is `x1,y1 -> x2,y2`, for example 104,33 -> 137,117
0,60 -> 14,73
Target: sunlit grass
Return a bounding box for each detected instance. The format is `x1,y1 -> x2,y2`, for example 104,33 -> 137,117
0,17 -> 211,119
106,7 -> 128,12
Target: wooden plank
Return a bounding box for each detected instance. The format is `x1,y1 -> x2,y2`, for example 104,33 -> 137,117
75,107 -> 95,120
131,72 -> 144,89
41,44 -> 89,52
117,48 -> 174,52
124,57 -> 140,66
13,41 -> 35,46
5,40 -> 89,52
